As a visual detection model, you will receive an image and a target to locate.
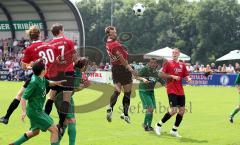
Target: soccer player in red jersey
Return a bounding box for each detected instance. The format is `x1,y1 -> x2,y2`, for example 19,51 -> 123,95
0,26 -> 60,124
105,26 -> 137,123
44,23 -> 77,134
155,48 -> 191,138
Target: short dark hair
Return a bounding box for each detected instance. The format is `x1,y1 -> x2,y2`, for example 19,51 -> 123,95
173,48 -> 180,52
32,59 -> 45,76
51,23 -> 63,36
26,25 -> 40,40
105,26 -> 116,36
74,57 -> 89,69
150,58 -> 157,61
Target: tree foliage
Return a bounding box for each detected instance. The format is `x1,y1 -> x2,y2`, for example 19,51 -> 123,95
76,0 -> 240,64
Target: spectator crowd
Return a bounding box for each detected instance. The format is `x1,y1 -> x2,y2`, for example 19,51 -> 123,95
0,37 -> 239,82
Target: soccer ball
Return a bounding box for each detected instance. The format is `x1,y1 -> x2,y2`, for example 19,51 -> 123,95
133,3 -> 145,16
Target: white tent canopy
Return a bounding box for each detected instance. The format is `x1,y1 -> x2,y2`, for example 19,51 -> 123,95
144,47 -> 191,61
216,50 -> 240,61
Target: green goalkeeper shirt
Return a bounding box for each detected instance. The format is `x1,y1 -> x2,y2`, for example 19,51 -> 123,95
138,66 -> 165,91
22,74 -> 49,113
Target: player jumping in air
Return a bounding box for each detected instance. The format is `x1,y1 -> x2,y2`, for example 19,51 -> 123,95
105,26 -> 137,123
229,68 -> 240,123
0,26 -> 60,125
155,48 -> 191,138
9,60 -> 64,145
136,58 -> 165,131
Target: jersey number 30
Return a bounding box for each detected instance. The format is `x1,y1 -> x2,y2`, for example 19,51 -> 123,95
39,49 -> 55,64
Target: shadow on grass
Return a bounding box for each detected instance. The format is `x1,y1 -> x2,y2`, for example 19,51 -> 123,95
148,131 -> 208,144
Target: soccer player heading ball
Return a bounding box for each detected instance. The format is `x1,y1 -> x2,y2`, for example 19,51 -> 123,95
105,26 -> 137,123
155,48 -> 191,138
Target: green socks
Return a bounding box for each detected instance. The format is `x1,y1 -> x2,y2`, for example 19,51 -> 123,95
230,107 -> 240,118
13,134 -> 29,145
68,122 -> 76,145
144,112 -> 153,126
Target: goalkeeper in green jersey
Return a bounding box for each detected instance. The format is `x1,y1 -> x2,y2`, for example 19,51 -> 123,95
229,69 -> 240,123
136,58 -> 165,131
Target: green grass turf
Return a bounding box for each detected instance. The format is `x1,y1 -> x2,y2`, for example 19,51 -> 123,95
0,81 -> 240,145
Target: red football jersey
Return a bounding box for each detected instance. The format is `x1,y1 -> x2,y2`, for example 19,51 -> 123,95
105,39 -> 128,66
50,37 -> 75,72
162,60 -> 189,96
21,40 -> 60,78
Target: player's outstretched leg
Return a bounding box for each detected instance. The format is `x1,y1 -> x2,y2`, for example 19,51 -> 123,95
170,107 -> 185,138
107,90 -> 120,122
45,90 -> 57,115
68,121 -> 76,145
48,125 -> 60,145
229,105 -> 240,123
57,91 -> 72,136
155,108 -> 176,136
107,83 -> 121,122
144,108 -> 154,131
10,130 -> 40,145
0,87 -> 25,124
120,91 -> 131,124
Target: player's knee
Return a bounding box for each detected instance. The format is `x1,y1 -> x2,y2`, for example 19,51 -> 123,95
114,91 -> 120,96
178,108 -> 185,115
66,118 -> 76,124
49,125 -> 58,134
147,108 -> 154,113
33,130 -> 40,136
15,96 -> 21,101
169,108 -> 178,115
16,93 -> 23,100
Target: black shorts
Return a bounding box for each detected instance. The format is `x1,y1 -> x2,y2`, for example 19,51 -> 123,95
112,65 -> 132,85
50,71 -> 75,91
23,73 -> 33,88
168,94 -> 185,107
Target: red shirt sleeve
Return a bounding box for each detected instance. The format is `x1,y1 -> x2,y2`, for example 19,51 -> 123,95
162,61 -> 169,73
21,47 -> 31,64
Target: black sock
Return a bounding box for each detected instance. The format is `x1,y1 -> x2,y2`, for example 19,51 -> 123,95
59,101 -> 70,127
44,99 -> 54,115
161,112 -> 172,123
122,92 -> 131,116
174,114 -> 183,128
5,99 -> 20,119
110,91 -> 120,109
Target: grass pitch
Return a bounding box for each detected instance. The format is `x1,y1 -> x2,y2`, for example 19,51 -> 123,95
0,81 -> 239,145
